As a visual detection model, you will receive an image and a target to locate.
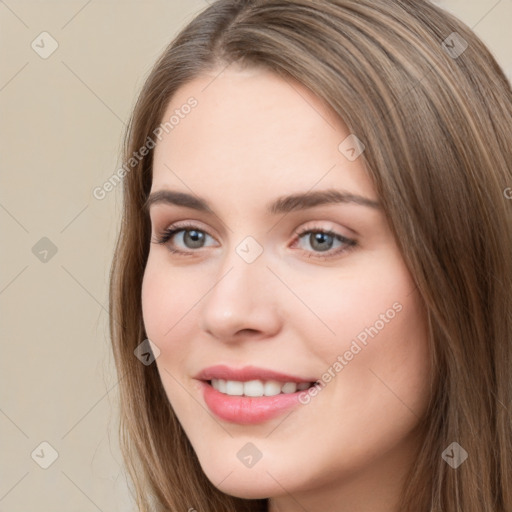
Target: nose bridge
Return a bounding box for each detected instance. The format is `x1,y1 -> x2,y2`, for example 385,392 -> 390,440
199,236 -> 281,340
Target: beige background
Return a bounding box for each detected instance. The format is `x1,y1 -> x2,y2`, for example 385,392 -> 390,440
0,1 -> 510,510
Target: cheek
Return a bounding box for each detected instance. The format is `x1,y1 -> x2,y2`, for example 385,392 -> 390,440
141,259 -> 201,415
303,252 -> 430,415
141,256 -> 196,343
319,260 -> 431,432
287,254 -> 424,365
141,268 -> 166,342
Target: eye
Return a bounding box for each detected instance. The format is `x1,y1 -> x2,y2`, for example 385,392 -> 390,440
292,225 -> 357,260
152,222 -> 357,260
152,221 -> 216,256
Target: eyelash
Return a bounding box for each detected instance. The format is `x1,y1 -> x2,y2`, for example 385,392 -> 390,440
152,221 -> 357,260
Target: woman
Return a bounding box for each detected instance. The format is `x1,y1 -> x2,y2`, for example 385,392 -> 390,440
109,1 -> 512,511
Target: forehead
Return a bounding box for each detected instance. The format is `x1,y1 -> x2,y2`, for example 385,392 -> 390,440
151,65 -> 375,200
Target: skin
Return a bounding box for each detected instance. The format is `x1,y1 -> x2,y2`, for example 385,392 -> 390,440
141,63 -> 432,512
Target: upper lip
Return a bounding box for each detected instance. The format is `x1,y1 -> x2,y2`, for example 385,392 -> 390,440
195,365 -> 316,383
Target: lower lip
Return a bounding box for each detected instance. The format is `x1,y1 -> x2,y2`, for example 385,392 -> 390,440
200,381 -> 305,425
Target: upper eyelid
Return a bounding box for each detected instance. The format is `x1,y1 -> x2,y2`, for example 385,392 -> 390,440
157,222 -> 354,246
156,220 -> 348,236
159,221 -> 218,241
149,205 -> 363,236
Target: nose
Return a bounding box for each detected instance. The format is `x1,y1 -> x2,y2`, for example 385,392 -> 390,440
199,254 -> 282,343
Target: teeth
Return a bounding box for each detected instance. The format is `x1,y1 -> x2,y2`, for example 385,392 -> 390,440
211,379 -> 312,397
281,382 -> 297,393
244,380 -> 264,397
225,380 -> 244,396
264,380 -> 282,396
217,379 -> 227,393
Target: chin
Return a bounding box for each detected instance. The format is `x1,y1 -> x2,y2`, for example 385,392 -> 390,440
197,456 -> 280,499
211,475 -> 275,500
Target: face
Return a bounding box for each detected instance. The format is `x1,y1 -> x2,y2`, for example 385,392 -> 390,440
141,64 -> 431,510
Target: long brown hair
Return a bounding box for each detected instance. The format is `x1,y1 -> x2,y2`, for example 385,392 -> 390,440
109,1 -> 512,510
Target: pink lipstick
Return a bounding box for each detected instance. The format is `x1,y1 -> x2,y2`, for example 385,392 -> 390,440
195,365 -> 317,425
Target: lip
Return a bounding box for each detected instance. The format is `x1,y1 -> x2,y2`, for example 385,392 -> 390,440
195,365 -> 317,425
199,381 -> 309,425
194,364 -> 315,383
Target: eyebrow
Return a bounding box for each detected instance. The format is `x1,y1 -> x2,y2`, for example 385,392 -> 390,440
144,188 -> 380,215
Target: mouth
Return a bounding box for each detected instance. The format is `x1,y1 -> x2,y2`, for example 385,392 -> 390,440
206,378 -> 317,397
195,365 -> 319,425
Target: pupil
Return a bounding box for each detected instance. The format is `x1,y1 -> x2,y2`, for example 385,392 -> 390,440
311,232 -> 332,252
185,230 -> 204,248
